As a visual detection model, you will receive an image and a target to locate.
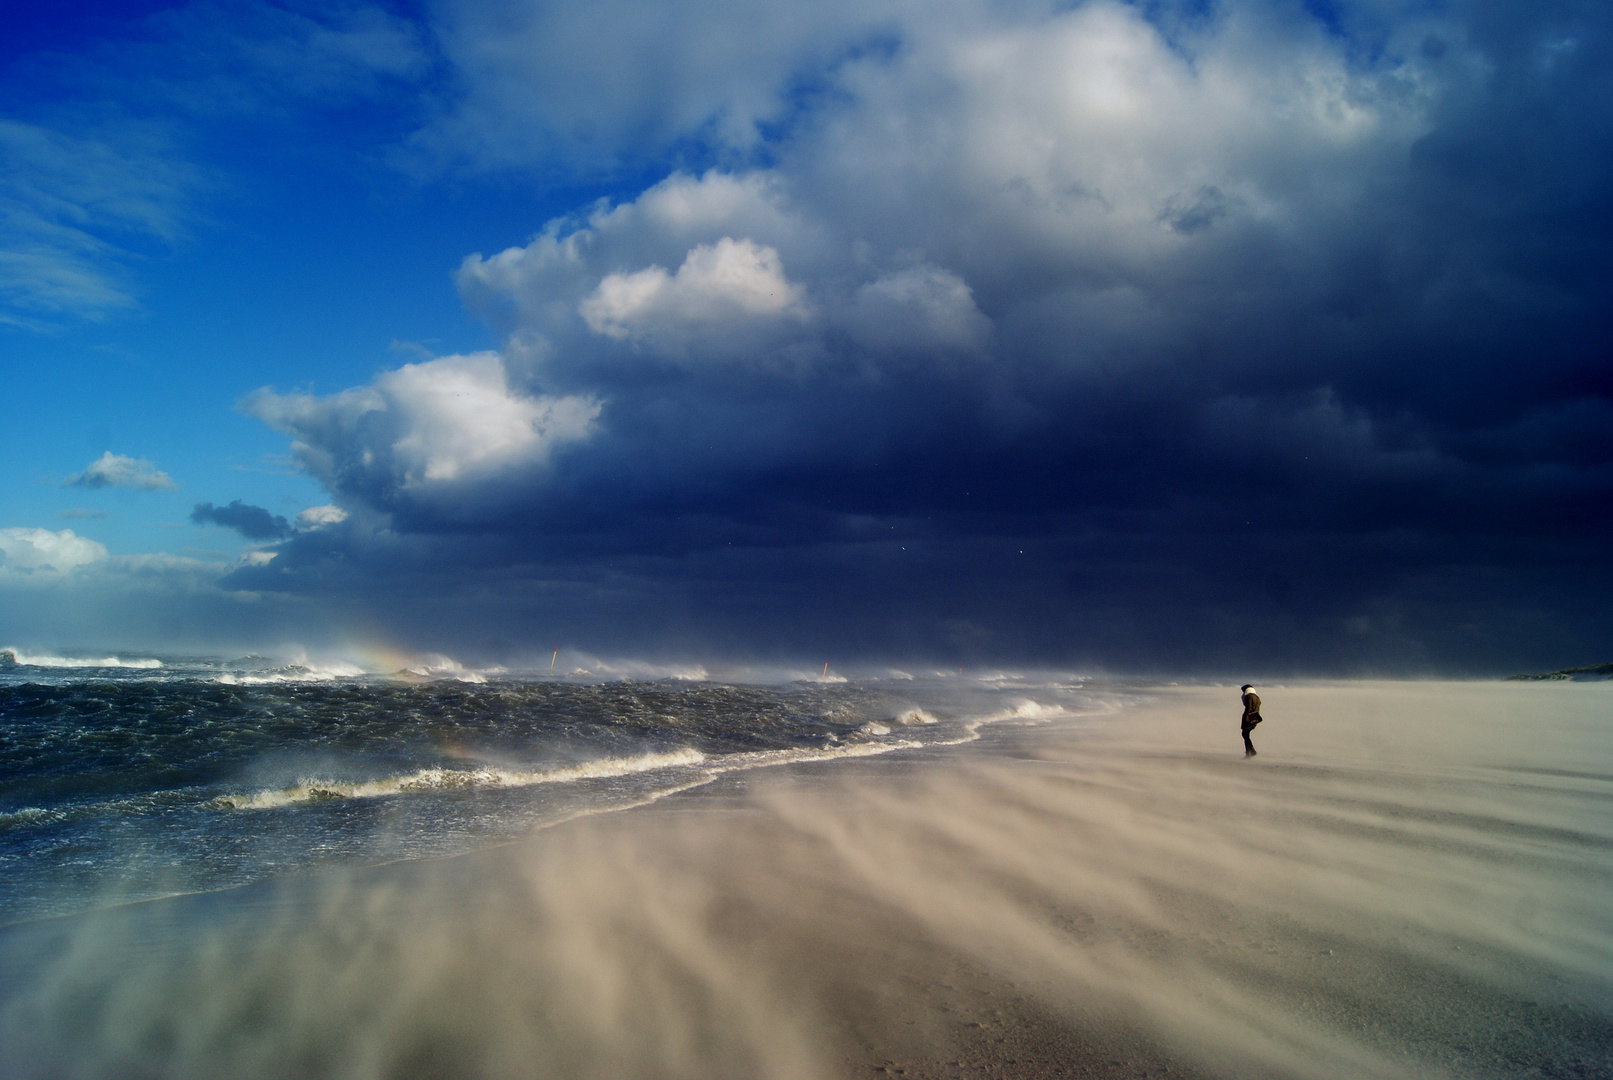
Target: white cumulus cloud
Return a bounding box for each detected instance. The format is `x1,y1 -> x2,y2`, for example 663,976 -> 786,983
458,172 -> 811,348
244,352 -> 601,507
65,451 -> 178,491
295,504 -> 349,529
580,237 -> 809,347
0,528 -> 109,575
456,169 -> 992,380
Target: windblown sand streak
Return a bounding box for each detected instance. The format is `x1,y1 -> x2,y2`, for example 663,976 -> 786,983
0,681 -> 1608,1079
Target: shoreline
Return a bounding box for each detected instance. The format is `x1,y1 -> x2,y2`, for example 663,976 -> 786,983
2,681 -> 1610,1078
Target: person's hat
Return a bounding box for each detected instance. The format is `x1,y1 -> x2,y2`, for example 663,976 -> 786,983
1240,684 -> 1253,690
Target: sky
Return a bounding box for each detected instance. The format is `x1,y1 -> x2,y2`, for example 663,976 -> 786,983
1,0 -> 1609,674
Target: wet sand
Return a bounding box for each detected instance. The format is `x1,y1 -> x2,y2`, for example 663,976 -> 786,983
2,680 -> 1610,1078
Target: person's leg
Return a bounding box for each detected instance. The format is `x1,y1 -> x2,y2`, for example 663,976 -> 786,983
1242,724 -> 1256,756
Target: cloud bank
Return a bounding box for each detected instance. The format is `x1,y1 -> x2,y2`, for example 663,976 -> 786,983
0,528 -> 108,576
14,0 -> 1604,671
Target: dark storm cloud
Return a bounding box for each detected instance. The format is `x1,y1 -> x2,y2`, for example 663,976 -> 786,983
233,0 -> 1613,671
191,500 -> 292,541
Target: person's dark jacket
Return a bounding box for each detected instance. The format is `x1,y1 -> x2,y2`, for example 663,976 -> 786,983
1241,691 -> 1262,727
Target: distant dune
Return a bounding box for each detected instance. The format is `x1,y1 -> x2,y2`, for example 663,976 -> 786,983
1508,661 -> 1613,680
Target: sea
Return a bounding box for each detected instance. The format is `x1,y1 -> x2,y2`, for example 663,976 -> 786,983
0,649 -> 1103,926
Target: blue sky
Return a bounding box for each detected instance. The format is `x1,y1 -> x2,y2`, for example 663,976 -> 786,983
2,0 -> 1610,672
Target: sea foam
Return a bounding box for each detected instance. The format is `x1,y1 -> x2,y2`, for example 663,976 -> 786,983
214,662 -> 366,684
215,748 -> 710,810
1,649 -> 162,669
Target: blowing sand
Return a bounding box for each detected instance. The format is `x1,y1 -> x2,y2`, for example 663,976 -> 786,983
2,680 -> 1610,1079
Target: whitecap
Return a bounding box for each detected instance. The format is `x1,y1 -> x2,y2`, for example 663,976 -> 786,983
1,649 -> 162,669
216,748 -> 709,810
894,708 -> 940,725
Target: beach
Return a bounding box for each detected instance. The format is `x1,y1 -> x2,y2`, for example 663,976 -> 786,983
2,680 -> 1610,1078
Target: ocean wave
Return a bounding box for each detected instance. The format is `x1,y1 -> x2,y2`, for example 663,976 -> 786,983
215,662 -> 367,684
894,708 -> 939,725
1,648 -> 162,669
214,656 -> 506,684
215,748 -> 709,810
213,732 -> 937,815
394,653 -> 506,683
0,806 -> 64,830
0,789 -> 199,832
891,697 -> 1082,752
555,654 -> 710,682
211,695 -> 1063,814
724,738 -> 925,772
809,739 -> 922,760
1006,699 -> 1066,719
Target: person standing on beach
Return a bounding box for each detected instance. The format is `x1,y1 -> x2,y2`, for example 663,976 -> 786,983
1240,684 -> 1262,757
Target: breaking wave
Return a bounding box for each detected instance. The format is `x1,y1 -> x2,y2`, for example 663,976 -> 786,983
214,662 -> 367,684
894,708 -> 939,725
211,736 -> 939,813
212,656 -> 503,684
214,749 -> 711,810
1,649 -> 162,669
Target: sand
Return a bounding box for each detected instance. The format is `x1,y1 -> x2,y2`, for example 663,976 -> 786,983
1,680 -> 1610,1079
